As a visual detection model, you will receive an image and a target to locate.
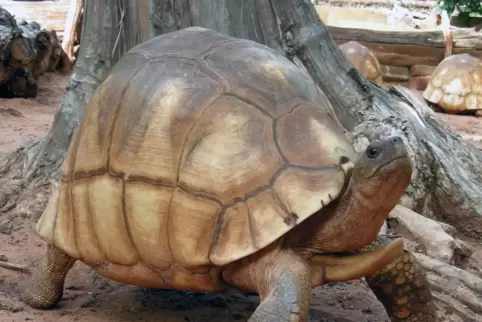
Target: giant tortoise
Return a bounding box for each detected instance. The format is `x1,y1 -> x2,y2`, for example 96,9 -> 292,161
339,41 -> 383,86
423,53 -> 482,117
5,27 -> 437,322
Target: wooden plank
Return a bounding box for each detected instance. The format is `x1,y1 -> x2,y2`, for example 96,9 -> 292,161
328,26 -> 482,49
329,26 -> 482,66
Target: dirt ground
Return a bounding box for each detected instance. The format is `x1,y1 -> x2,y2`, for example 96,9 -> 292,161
0,72 -> 482,322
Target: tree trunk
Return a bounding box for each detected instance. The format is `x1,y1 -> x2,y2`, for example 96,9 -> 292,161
60,0 -> 83,72
0,0 -> 149,211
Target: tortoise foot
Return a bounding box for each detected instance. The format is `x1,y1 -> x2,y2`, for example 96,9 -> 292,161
22,244 -> 76,309
222,245 -> 312,322
365,237 -> 438,321
248,295 -> 305,322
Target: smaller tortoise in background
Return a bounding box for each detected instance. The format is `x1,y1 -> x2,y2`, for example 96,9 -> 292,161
423,53 -> 482,117
1,27 -> 438,322
339,41 -> 383,86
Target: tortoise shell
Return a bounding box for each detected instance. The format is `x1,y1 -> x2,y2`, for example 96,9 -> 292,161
37,27 -> 357,273
9,38 -> 36,72
423,53 -> 482,113
339,41 -> 383,86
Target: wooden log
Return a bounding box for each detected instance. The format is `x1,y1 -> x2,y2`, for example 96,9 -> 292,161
410,65 -> 436,77
381,65 -> 410,81
327,26 -> 482,67
61,0 -> 82,72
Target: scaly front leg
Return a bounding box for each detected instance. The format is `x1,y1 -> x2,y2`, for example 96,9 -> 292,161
363,236 -> 438,322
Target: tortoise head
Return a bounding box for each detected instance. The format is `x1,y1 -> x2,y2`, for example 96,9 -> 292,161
322,135 -> 412,253
36,31 -> 52,52
287,136 -> 412,284
351,136 -> 412,205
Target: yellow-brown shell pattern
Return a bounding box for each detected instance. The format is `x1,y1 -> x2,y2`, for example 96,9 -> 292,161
36,28 -> 357,279
423,53 -> 482,113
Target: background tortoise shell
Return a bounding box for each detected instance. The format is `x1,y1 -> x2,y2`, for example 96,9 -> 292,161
36,27 -> 357,285
423,53 -> 482,114
339,41 -> 383,86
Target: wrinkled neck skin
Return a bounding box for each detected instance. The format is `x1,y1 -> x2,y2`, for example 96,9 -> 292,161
286,167 -> 411,258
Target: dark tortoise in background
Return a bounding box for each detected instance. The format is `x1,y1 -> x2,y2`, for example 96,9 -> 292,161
0,8 -> 60,98
5,27 -> 437,321
339,41 -> 384,87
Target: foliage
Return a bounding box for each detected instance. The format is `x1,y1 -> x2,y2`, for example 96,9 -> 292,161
436,0 -> 482,18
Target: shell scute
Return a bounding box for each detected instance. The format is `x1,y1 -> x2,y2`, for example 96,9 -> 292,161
109,58 -> 222,184
423,53 -> 482,112
272,167 -> 346,222
276,104 -> 355,168
129,26 -> 232,59
201,40 -> 320,118
177,94 -> 284,205
124,182 -> 173,269
65,53 -> 149,179
168,188 -> 222,266
77,175 -> 138,265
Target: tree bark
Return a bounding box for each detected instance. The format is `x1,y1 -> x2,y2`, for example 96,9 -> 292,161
60,0 -> 83,72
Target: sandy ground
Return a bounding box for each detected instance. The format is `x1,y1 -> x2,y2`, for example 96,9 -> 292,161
0,72 -> 481,322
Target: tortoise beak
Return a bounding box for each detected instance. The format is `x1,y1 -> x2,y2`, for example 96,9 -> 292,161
309,238 -> 404,282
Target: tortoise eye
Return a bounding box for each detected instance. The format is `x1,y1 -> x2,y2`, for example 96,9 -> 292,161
366,147 -> 381,159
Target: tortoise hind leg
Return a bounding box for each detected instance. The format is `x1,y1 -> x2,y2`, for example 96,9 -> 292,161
221,243 -> 313,322
22,243 -> 76,309
363,236 -> 438,321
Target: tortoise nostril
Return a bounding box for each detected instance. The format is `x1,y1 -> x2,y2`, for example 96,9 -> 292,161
391,136 -> 402,144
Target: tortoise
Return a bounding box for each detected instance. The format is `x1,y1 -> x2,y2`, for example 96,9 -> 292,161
17,21 -> 53,78
423,53 -> 482,117
6,27 -> 437,322
47,30 -> 61,72
33,28 -> 54,77
339,41 -> 383,86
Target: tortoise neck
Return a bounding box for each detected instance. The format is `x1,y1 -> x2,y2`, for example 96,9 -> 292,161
286,178 -> 388,257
